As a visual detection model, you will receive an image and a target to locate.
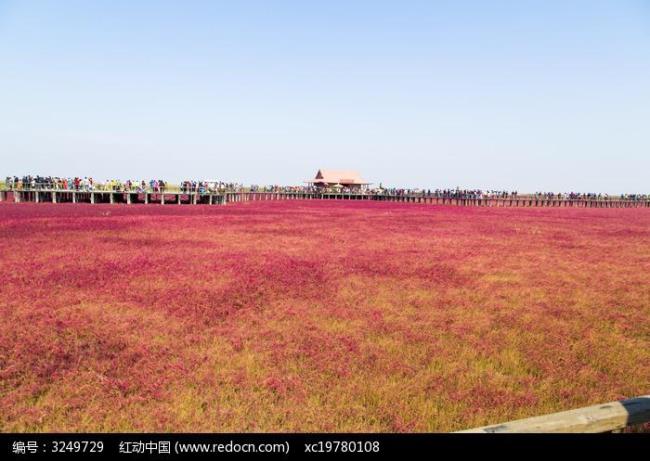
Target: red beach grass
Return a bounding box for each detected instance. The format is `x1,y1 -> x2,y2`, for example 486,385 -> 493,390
0,201 -> 648,431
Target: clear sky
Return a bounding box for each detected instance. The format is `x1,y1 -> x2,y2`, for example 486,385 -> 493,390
1,1 -> 649,192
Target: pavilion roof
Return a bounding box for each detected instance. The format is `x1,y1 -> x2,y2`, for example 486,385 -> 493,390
306,169 -> 369,185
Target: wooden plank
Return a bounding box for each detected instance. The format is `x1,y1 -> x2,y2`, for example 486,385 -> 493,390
456,395 -> 650,433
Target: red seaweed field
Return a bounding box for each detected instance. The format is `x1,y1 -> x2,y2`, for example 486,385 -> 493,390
0,201 -> 648,431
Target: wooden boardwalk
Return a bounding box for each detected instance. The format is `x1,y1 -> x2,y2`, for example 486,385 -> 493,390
1,189 -> 649,208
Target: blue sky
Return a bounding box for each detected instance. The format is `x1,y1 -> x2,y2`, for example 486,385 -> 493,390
1,0 -> 649,192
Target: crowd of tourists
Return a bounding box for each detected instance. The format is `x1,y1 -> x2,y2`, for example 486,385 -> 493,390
4,176 -> 171,193
375,188 -> 517,199
180,181 -> 246,193
6,175 -> 96,191
4,175 -> 649,201
249,184 -> 319,193
372,188 -> 650,201
532,191 -> 648,201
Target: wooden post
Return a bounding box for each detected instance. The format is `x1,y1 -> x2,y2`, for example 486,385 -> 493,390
144,193 -> 149,204
127,193 -> 132,204
72,192 -> 77,204
457,395 -> 650,433
35,191 -> 40,203
161,193 -> 165,205
109,193 -> 114,204
52,191 -> 57,203
91,192 -> 95,204
178,194 -> 182,205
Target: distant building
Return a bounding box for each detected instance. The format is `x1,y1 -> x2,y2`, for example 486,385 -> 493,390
305,169 -> 370,191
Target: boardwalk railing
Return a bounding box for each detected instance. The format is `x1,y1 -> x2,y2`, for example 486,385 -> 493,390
457,395 -> 650,433
1,189 -> 650,208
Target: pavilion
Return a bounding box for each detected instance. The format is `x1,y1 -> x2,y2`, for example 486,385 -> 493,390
305,169 -> 370,191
